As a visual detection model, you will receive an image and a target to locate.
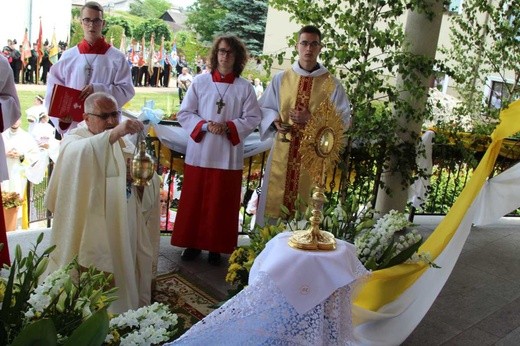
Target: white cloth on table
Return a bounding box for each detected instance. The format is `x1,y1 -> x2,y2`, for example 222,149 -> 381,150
250,232 -> 368,314
170,232 -> 368,346
152,123 -> 273,158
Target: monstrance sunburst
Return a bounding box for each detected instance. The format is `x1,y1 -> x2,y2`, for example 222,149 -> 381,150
288,98 -> 347,251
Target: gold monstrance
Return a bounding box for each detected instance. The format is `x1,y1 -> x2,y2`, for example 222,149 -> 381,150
288,98 -> 347,251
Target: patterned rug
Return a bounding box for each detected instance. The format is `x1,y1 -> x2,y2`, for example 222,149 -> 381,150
152,272 -> 219,335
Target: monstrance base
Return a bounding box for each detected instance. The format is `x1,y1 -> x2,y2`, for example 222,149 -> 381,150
288,229 -> 336,251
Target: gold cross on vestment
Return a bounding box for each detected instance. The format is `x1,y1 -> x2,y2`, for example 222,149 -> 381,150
216,98 -> 225,114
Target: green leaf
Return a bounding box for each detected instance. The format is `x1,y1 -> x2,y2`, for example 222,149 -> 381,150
382,239 -> 423,269
11,318 -> 57,346
63,308 -> 110,346
378,239 -> 396,269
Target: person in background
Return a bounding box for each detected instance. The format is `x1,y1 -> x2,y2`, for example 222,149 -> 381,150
24,43 -> 38,84
8,40 -> 22,84
257,25 -> 352,225
1,119 -> 39,196
175,54 -> 188,79
254,78 -> 264,99
0,54 -> 22,265
171,35 -> 261,265
44,92 -> 161,313
161,52 -> 172,87
26,95 -> 47,133
40,42 -> 52,85
44,1 -> 135,136
177,66 -> 193,104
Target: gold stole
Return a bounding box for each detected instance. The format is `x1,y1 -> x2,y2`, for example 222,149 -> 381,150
264,69 -> 334,219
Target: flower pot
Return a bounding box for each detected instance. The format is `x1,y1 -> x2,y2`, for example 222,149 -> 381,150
3,207 -> 19,232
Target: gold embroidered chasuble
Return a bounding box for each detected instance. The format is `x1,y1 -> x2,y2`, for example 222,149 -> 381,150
264,69 -> 334,218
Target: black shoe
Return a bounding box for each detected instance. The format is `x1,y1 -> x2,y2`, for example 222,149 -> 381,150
181,248 -> 201,261
208,252 -> 222,265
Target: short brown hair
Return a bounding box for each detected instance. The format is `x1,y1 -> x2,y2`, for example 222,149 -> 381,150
299,25 -> 322,42
210,35 -> 249,76
82,1 -> 104,17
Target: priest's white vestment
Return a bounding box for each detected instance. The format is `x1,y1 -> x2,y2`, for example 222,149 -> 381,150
44,126 -> 160,313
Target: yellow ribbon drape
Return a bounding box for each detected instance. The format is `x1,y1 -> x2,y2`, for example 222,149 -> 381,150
354,100 -> 520,311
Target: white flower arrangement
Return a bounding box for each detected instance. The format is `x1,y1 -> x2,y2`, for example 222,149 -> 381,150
0,234 -> 179,345
105,302 -> 178,345
354,209 -> 428,270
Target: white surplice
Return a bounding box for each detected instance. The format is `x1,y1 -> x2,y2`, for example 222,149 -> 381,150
44,46 -> 135,134
178,73 -> 261,170
44,127 -> 160,313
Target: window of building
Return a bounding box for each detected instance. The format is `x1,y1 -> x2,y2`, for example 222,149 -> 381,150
485,77 -> 520,109
446,0 -> 464,14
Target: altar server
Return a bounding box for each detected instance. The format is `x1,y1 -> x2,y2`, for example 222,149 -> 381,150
171,35 -> 261,265
44,1 -> 134,136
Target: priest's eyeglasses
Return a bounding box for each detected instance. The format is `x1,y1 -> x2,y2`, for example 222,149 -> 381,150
299,41 -> 321,48
82,18 -> 104,26
88,111 -> 121,120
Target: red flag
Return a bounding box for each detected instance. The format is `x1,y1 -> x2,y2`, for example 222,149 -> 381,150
37,19 -> 43,65
21,29 -> 31,67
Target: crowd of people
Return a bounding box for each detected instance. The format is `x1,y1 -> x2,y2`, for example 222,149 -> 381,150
0,0 -> 351,314
2,38 -> 65,85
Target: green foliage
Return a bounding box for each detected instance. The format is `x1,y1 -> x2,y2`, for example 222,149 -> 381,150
216,0 -> 269,56
186,0 -> 227,44
440,0 -> 520,138
267,0 -> 441,200
172,31 -> 210,71
129,0 -> 172,19
69,20 -> 83,47
134,18 -> 172,42
0,233 -> 118,345
104,16 -> 133,38
105,25 -> 125,48
0,234 -> 55,344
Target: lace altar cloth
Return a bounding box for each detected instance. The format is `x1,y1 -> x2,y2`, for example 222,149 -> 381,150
169,233 -> 368,346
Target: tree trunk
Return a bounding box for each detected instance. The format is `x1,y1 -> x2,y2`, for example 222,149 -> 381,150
375,1 -> 444,215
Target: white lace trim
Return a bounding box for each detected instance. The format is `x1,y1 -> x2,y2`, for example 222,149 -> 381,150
171,272 -> 358,345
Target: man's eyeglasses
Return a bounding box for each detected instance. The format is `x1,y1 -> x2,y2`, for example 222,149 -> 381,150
82,18 -> 104,26
88,111 -> 121,120
299,41 -> 321,48
217,48 -> 234,56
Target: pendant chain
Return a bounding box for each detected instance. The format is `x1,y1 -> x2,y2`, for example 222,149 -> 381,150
213,82 -> 231,114
83,54 -> 100,84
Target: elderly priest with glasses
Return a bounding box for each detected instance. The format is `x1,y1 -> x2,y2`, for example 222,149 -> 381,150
44,92 -> 161,314
44,1 -> 134,136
